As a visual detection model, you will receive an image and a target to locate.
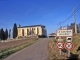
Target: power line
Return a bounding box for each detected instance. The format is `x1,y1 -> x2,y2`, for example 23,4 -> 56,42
57,4 -> 80,29
57,8 -> 73,28
61,5 -> 80,23
61,8 -> 73,23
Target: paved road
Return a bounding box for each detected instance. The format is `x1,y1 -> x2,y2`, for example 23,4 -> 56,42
4,38 -> 51,60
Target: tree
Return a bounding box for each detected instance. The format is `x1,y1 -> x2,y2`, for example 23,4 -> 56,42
5,29 -> 8,40
68,23 -> 80,33
9,29 -> 11,38
69,23 -> 75,33
0,28 -> 5,40
67,24 -> 70,29
78,23 -> 80,33
77,24 -> 79,33
13,23 -> 18,38
0,29 -> 1,39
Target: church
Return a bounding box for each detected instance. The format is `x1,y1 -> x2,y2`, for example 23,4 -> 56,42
17,24 -> 47,38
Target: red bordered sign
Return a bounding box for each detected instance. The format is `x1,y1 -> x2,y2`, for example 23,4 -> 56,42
56,42 -> 64,50
64,42 -> 74,50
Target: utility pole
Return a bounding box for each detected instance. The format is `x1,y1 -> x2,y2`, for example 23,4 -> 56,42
73,6 -> 77,34
60,22 -> 61,29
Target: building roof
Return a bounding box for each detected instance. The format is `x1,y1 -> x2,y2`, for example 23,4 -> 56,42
49,33 -> 56,36
18,24 -> 45,28
49,33 -> 56,35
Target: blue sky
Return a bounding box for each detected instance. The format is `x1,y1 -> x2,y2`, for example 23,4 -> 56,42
0,0 -> 80,35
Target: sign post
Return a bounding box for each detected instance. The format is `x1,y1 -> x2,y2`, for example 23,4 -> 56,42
56,29 -> 73,57
66,37 -> 72,42
56,41 -> 64,55
66,37 -> 74,57
57,37 -> 63,55
68,50 -> 70,57
64,42 -> 74,57
60,50 -> 61,55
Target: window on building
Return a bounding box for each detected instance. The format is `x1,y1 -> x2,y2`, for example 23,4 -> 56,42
22,29 -> 24,36
37,28 -> 39,35
42,28 -> 44,34
27,29 -> 29,35
32,28 -> 34,34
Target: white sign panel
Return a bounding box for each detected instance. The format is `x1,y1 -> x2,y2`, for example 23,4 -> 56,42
56,29 -> 73,37
58,38 -> 63,41
66,37 -> 72,42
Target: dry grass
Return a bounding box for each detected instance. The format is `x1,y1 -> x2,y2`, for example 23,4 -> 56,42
49,34 -> 80,60
71,34 -> 80,57
49,38 -> 67,60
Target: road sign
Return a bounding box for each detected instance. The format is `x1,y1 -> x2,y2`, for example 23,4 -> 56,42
66,37 -> 72,42
58,37 -> 63,41
64,42 -> 74,50
56,29 -> 73,37
56,42 -> 64,50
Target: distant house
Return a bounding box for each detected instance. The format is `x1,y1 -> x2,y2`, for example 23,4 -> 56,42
49,33 -> 56,38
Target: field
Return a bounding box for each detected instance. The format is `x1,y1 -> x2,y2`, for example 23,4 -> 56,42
0,37 -> 37,51
49,34 -> 80,60
0,37 -> 40,60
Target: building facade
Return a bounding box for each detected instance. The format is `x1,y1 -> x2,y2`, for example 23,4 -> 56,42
17,24 -> 47,37
49,33 -> 56,38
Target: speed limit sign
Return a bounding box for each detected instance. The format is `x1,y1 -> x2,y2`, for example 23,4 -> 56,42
56,42 -> 64,50
64,42 -> 74,50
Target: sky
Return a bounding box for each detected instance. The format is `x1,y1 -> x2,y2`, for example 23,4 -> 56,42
0,0 -> 80,35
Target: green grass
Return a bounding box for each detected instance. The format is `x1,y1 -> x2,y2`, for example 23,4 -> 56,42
0,38 -> 39,60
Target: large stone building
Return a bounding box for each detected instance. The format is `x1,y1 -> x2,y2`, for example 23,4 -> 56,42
17,24 -> 47,37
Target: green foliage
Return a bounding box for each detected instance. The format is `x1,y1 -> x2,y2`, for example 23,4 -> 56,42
8,29 -> 11,38
78,23 -> 80,33
0,28 -> 8,40
67,23 -> 80,33
0,28 -> 5,40
5,29 -> 8,40
13,23 -> 18,38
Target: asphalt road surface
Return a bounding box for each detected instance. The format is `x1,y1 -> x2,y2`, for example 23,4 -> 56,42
4,38 -> 51,60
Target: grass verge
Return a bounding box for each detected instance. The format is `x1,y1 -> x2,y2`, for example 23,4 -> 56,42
0,38 -> 39,60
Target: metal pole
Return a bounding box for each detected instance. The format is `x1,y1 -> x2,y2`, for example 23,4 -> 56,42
68,50 -> 70,57
73,6 -> 77,34
60,50 -> 61,55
